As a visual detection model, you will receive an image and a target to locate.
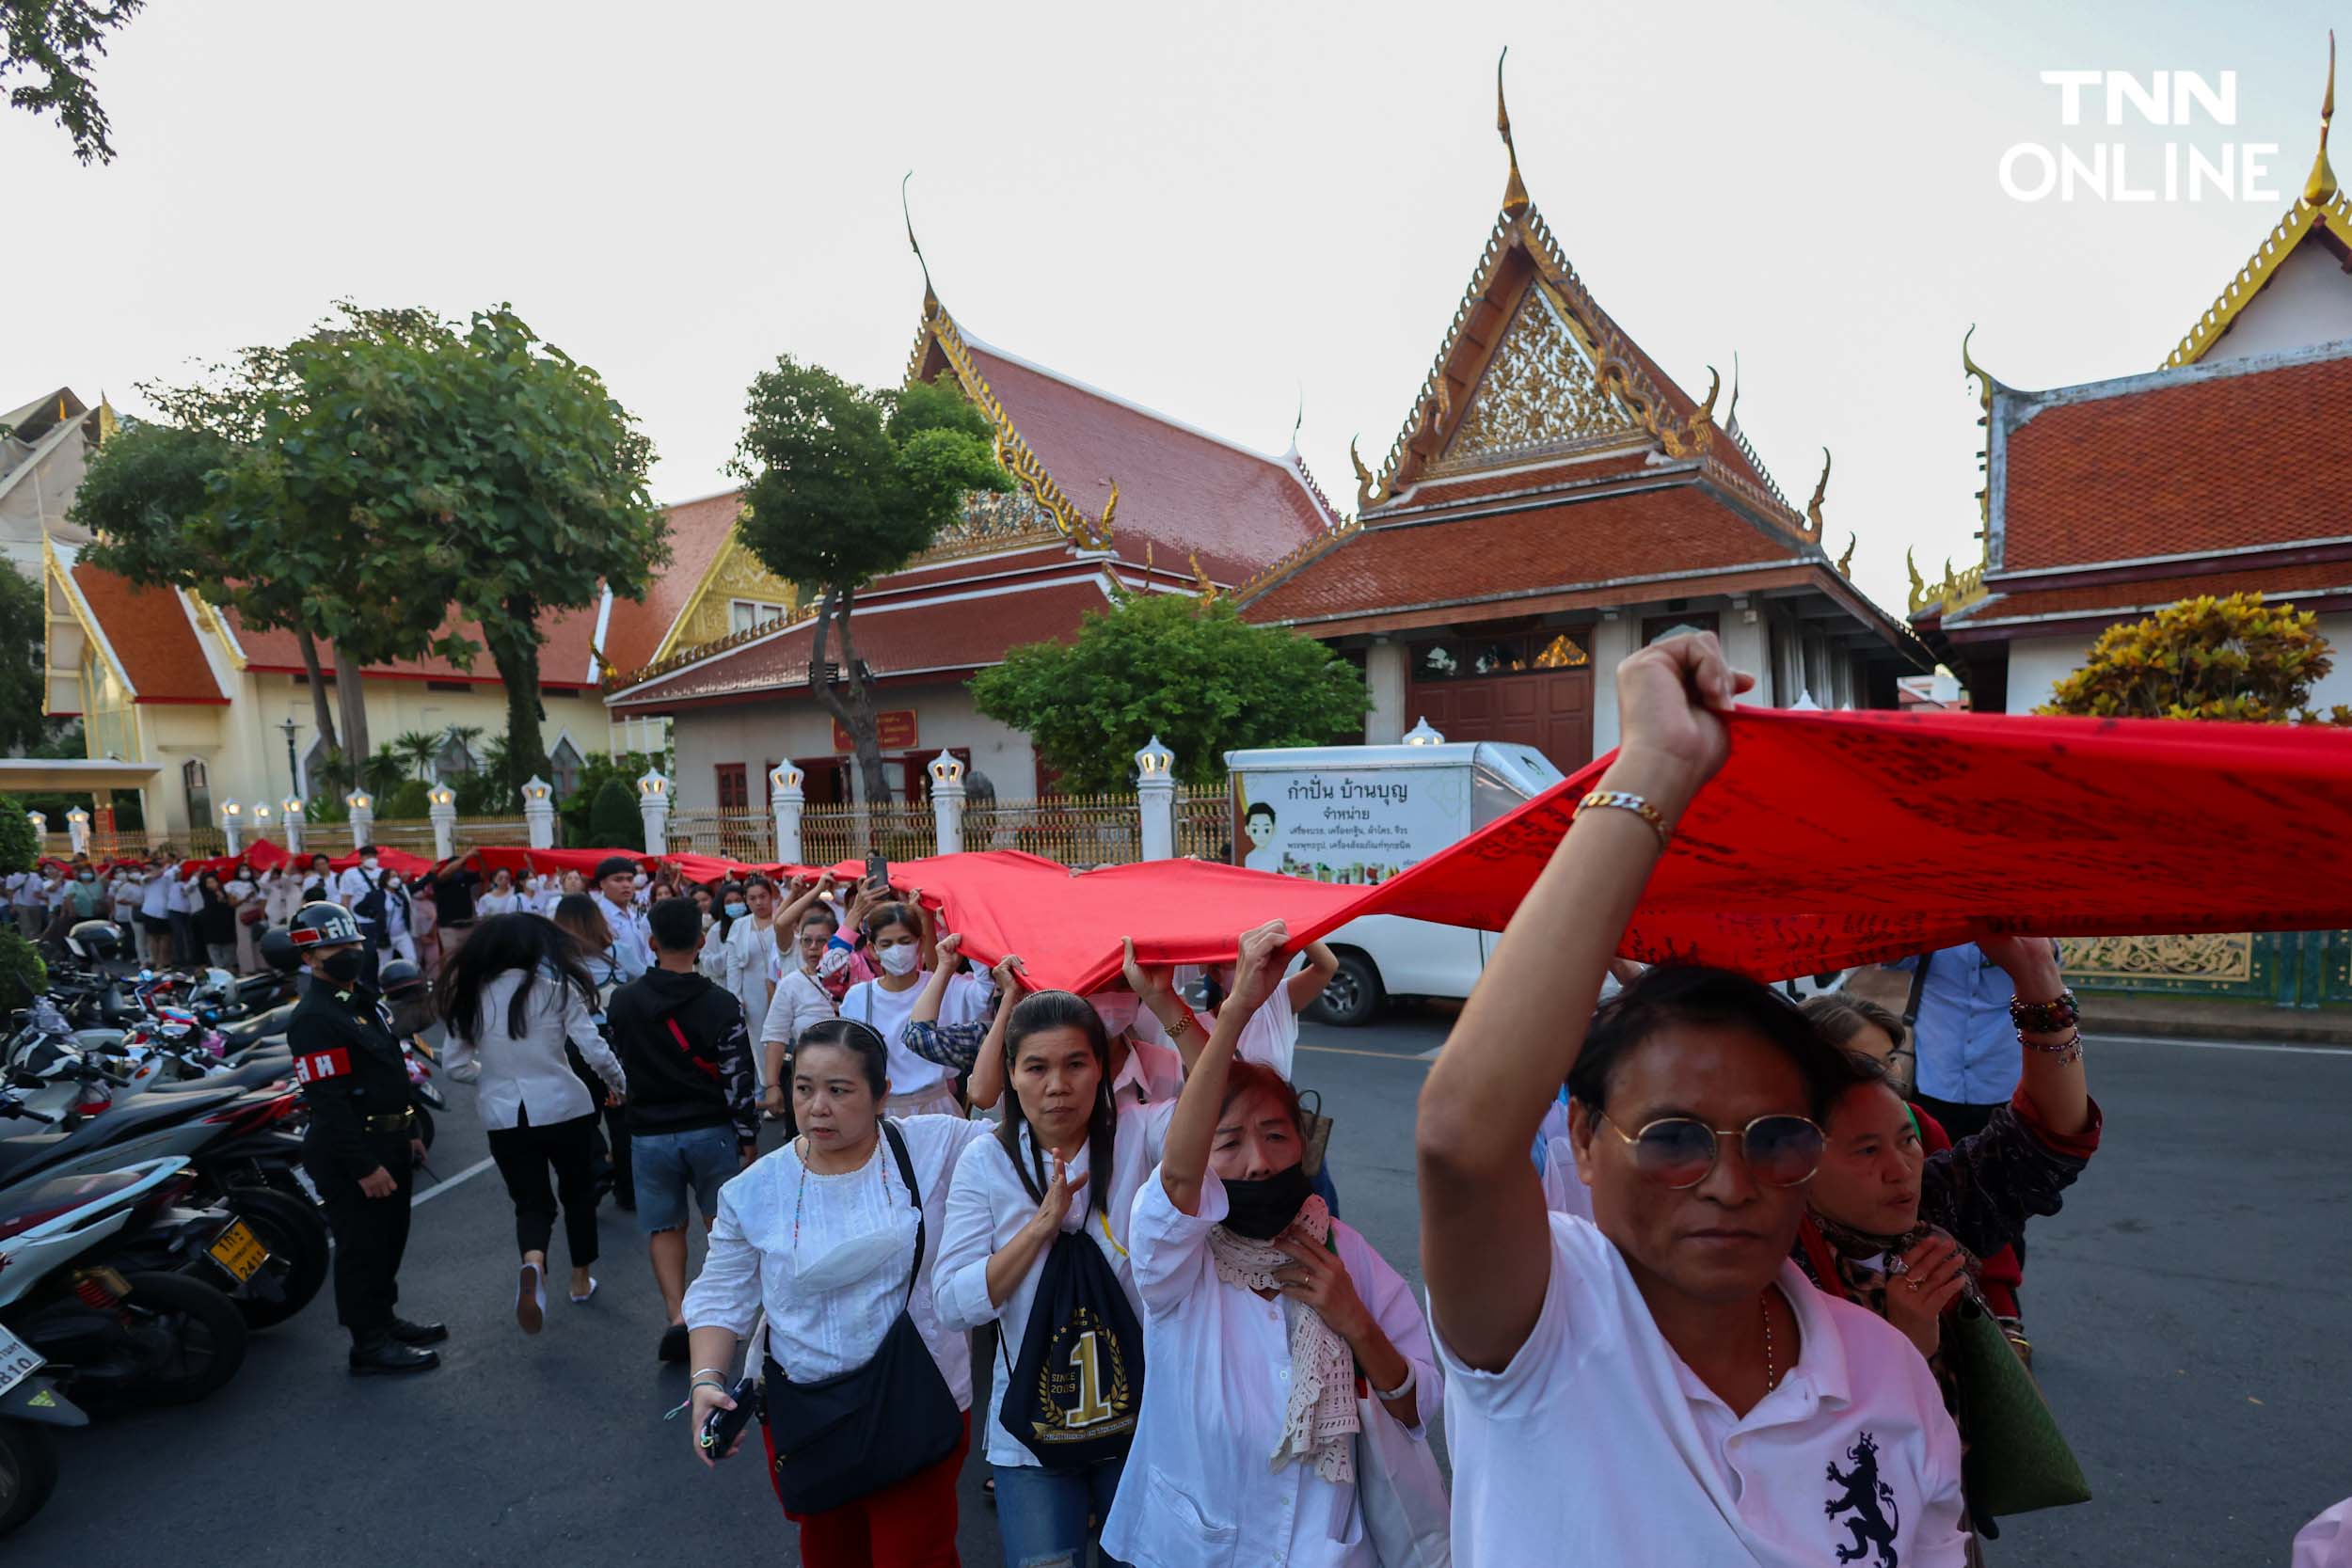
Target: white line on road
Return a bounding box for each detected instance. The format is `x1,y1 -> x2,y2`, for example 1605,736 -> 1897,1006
411,1155 -> 497,1207
2098,1033 -> 2352,1057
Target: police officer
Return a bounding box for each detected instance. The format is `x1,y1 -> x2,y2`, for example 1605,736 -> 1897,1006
283,902 -> 447,1373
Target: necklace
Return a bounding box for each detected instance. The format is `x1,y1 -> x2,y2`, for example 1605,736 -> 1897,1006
1760,1290 -> 1779,1394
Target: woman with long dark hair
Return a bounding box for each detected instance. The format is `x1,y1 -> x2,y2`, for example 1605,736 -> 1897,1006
439,911 -> 628,1328
553,893 -> 634,1212
935,990 -> 1171,1567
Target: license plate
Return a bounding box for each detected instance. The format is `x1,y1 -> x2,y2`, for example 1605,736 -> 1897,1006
0,1326 -> 44,1396
207,1220 -> 270,1283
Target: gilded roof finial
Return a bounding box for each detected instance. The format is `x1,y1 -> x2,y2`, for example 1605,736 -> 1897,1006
2307,30 -> 2337,204
1725,351 -> 1741,434
1497,48 -> 1530,215
1099,478 -> 1120,538
1349,436 -> 1377,512
1291,386 -> 1304,452
1804,447 -> 1832,536
1905,546 -> 1926,611
1692,365 -> 1721,428
1960,324 -> 1999,411
1836,532 -> 1856,578
901,170 -> 937,312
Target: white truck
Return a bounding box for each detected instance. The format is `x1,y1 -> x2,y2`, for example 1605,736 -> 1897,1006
1222,740 -> 1566,1025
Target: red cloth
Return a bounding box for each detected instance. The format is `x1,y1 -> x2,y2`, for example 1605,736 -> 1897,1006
460,708 -> 2352,992
180,840 -> 429,881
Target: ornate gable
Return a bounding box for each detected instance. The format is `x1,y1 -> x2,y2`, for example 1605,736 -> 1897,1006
1435,278 -> 1646,473
660,531 -> 803,659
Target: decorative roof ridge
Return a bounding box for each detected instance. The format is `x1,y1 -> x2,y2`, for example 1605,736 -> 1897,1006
606,605 -> 812,694
43,534 -> 138,702
1698,452 -> 1821,548
906,298 -> 1112,549
1284,448 -> 1348,533
2166,39 -> 2350,367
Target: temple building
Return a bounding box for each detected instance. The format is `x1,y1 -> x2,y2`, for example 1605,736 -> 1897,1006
2,388 -> 114,580
1231,72 -> 1927,770
601,287 -> 1343,805
1913,43 -> 2352,713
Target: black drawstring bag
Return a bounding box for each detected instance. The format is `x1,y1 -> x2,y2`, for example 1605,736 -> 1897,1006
997,1214 -> 1146,1471
759,1121 -> 962,1514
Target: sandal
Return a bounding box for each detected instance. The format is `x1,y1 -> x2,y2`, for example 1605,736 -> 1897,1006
516,1261 -> 546,1335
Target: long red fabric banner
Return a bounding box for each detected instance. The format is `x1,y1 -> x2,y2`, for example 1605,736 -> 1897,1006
461,708 -> 2352,993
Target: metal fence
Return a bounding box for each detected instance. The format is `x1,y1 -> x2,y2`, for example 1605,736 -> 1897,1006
800,803 -> 938,865
666,810 -> 774,863
2061,930 -> 2352,1009
967,795 -> 1137,867
1176,785 -> 1232,863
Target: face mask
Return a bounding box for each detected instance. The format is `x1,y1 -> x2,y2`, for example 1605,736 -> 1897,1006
1217,1162 -> 1313,1241
1089,992 -> 1140,1036
77,873 -> 93,883
321,949 -> 366,985
876,942 -> 920,976
724,902 -> 749,920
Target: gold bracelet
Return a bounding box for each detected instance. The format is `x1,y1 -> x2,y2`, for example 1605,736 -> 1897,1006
1573,790 -> 1674,849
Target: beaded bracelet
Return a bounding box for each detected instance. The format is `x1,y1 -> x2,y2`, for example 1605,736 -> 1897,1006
2009,989 -> 2079,1034
2019,1027 -> 2084,1066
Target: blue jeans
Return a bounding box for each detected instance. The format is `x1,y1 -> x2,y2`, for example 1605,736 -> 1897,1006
630,1124 -> 738,1233
993,1455 -> 1129,1568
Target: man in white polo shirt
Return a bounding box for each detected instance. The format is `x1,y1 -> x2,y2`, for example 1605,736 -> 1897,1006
1418,631 -> 1967,1568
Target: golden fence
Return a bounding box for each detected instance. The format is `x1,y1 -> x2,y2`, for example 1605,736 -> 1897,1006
1175,785 -> 1232,863
799,803 -> 938,866
967,795 -> 1138,867
665,809 -> 776,863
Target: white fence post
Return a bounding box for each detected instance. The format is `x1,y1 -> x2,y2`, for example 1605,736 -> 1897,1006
636,768 -> 672,855
281,798 -> 305,856
428,784 -> 458,861
770,763 -> 804,863
344,791 -> 376,852
927,752 -> 966,856
1135,736 -> 1175,861
65,808 -> 90,856
220,800 -> 245,856
520,776 -> 556,850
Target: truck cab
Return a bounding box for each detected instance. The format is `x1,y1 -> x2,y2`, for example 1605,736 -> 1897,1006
1223,740 -> 1566,1025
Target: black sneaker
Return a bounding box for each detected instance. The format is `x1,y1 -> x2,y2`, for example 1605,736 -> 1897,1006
350,1338 -> 441,1375
389,1317 -> 449,1345
659,1323 -> 690,1363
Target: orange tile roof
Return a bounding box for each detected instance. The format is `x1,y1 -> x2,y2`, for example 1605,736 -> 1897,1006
611,576 -> 1115,710
965,345 -> 1334,585
230,604 -> 602,689
1949,559 -> 2352,631
599,489 -> 745,673
1999,348 -> 2352,571
1241,482 -> 1804,626
70,566 -> 226,704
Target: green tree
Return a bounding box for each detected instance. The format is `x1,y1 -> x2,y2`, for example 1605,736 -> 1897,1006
729,360 -> 1009,806
971,592 -> 1369,791
2,0 -> 144,164
0,791 -> 40,1013
2039,592 -> 2352,724
0,557 -> 58,752
389,731 -> 440,782
586,776 -> 639,850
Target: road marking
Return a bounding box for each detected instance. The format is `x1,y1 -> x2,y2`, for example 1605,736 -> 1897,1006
2100,1034 -> 2352,1058
411,1156 -> 497,1207
1296,1043 -> 1435,1064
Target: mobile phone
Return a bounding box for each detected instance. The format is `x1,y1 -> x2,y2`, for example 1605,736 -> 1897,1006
865,852 -> 888,889
699,1373 -> 760,1460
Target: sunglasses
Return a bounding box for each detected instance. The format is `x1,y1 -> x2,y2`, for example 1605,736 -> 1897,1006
1596,1112 -> 1825,1190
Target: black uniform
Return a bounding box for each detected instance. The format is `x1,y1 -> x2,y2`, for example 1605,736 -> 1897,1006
288,978 -> 418,1342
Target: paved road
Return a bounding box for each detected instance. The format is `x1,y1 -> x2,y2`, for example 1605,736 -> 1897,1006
27,1012 -> 2348,1565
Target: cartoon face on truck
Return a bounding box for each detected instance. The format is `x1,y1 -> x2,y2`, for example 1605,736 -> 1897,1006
1242,801 -> 1279,869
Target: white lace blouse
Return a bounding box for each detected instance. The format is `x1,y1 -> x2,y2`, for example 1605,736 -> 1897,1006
682,1114 -> 993,1407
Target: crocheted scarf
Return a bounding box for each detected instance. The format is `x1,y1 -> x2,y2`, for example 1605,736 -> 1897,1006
1206,1195 -> 1359,1484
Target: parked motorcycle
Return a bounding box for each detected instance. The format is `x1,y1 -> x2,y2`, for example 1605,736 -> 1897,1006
0,1159 -> 247,1418
0,1320 -> 85,1538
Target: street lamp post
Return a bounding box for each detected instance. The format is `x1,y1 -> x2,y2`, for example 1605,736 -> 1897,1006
427,783 -> 458,861
280,717 -> 301,799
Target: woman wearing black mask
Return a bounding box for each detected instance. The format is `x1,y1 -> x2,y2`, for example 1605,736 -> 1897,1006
1100,920 -> 1439,1568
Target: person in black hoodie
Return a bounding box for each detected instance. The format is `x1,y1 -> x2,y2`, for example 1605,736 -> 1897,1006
605,895 -> 757,1363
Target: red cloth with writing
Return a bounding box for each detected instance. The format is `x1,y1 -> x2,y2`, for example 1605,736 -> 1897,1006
459,709 -> 2352,991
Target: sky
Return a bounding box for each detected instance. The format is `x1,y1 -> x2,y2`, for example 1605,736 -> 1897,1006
5,0 -> 2341,617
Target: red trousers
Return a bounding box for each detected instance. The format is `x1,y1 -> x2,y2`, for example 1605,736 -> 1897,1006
776,1409 -> 970,1568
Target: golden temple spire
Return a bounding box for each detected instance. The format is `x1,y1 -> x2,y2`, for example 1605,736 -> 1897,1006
1804,447 -> 1832,536
1725,351 -> 1741,433
1497,48 -> 1530,215
901,170 -> 937,311
1836,531 -> 1855,578
2308,30 -> 2338,205
1349,436 -> 1376,512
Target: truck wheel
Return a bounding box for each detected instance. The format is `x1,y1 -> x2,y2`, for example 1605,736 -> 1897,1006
1308,952 -> 1383,1028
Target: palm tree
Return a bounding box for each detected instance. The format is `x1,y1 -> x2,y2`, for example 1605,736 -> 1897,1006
360,752 -> 407,797
441,724 -> 485,773
389,731 -> 440,783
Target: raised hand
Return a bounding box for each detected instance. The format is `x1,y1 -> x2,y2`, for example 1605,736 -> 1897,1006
1227,920 -> 1288,1016
1885,1233 -> 1969,1357
1122,936 -> 1174,1001
1610,630 -> 1755,817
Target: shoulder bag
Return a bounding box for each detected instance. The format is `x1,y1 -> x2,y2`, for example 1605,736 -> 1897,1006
996,1202 -> 1146,1470
1947,1295 -> 2090,1526
758,1120 -> 963,1514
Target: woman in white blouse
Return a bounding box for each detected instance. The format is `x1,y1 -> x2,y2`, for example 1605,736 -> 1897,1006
684,1018 -> 991,1565
439,911 -> 627,1327
1100,919 -> 1440,1568
839,898 -> 959,1118
476,867 -> 522,918
935,989 -> 1172,1568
